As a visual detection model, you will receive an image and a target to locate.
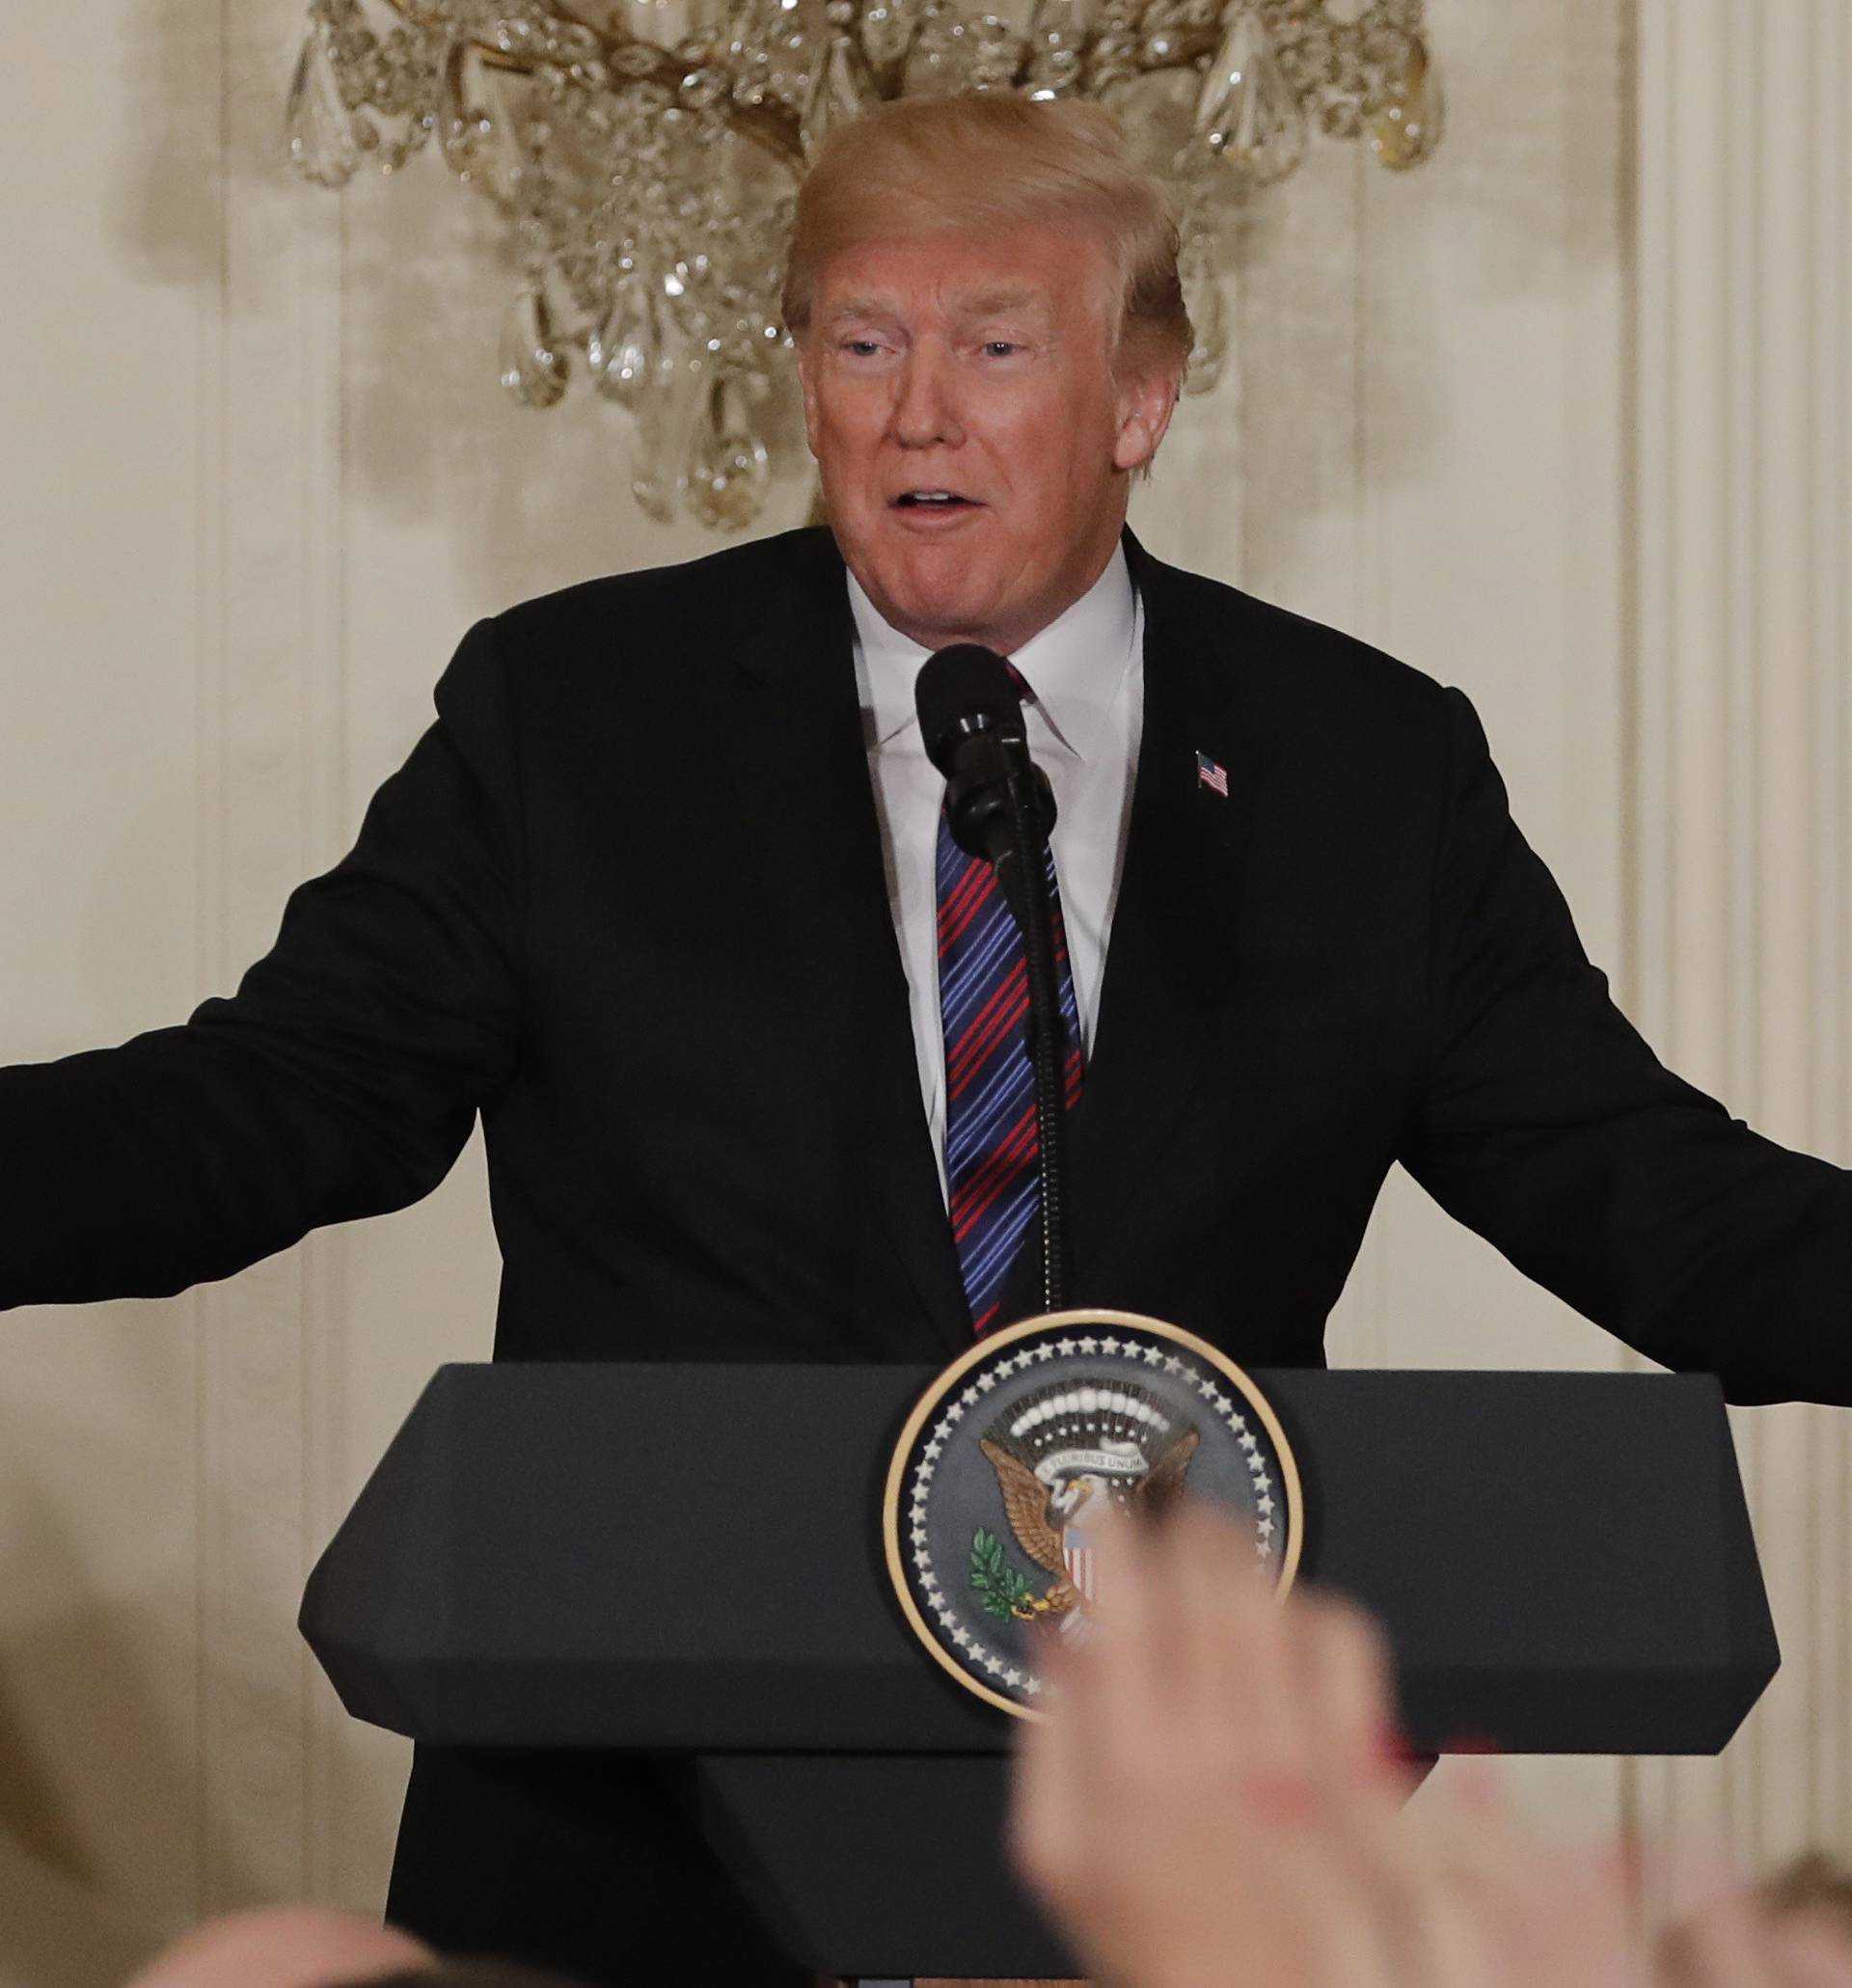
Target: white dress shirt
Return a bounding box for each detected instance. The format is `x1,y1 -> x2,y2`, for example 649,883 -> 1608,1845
847,547 -> 1146,1200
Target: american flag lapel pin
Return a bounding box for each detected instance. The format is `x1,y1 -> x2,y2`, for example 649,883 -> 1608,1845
1195,749 -> 1230,799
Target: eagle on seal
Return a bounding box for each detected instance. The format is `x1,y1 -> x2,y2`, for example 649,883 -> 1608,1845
978,1408 -> 1200,1620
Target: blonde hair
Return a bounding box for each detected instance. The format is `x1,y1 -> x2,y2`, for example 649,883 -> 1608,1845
782,95 -> 1192,377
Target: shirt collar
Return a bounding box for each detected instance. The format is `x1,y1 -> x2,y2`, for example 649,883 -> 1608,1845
848,543 -> 1139,763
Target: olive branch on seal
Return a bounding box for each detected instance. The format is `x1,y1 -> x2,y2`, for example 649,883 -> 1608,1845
969,1527 -> 1037,1620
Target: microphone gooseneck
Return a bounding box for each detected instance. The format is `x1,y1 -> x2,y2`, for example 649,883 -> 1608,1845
914,644 -> 1072,1318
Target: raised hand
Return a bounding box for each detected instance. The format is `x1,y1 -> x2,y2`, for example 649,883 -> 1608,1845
1007,1505 -> 1653,1988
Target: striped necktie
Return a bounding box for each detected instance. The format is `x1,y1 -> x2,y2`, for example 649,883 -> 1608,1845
936,786 -> 1084,1335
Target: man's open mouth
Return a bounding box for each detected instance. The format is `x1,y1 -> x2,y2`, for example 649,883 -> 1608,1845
892,491 -> 980,509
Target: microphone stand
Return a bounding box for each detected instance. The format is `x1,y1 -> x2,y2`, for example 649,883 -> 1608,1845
989,743 -> 1072,1315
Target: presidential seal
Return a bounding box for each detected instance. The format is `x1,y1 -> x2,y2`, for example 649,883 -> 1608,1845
882,1309 -> 1304,1718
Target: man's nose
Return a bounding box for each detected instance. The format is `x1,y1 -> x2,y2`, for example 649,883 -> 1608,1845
890,347 -> 967,449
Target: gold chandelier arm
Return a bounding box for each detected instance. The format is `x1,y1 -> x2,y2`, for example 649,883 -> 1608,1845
374,0 -> 805,168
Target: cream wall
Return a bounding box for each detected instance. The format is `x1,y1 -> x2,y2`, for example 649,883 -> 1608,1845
1628,0 -> 1852,1901
0,0 -> 1845,1979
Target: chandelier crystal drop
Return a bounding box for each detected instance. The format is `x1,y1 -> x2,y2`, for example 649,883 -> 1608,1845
286,0 -> 1440,531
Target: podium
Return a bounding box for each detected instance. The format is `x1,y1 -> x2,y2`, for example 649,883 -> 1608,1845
302,1363 -> 1777,1981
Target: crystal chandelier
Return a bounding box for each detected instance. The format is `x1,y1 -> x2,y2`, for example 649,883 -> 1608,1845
287,0 -> 1441,531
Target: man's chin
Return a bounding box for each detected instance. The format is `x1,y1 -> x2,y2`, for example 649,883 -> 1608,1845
850,558 -> 996,648
829,511 -> 1024,647
875,586 -> 1000,651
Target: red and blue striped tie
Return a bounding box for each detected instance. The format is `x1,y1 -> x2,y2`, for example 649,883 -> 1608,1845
937,804 -> 1084,1335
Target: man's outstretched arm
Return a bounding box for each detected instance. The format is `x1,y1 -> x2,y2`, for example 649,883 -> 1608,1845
0,618 -> 523,1309
1401,688 -> 1852,1405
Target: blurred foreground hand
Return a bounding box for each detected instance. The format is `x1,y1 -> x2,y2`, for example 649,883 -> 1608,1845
1008,1506 -> 1852,1988
123,1908 -> 429,1988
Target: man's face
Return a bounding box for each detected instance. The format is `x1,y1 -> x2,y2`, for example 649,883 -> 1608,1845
797,227 -> 1177,655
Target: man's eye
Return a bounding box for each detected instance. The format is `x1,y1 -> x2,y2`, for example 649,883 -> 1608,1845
984,340 -> 1021,358
842,339 -> 884,357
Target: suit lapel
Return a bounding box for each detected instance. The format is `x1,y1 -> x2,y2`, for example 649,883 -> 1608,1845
726,531 -> 972,1355
1066,533 -> 1254,1285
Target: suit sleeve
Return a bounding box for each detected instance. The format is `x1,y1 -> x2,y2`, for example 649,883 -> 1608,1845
0,618 -> 523,1309
1400,687 -> 1852,1405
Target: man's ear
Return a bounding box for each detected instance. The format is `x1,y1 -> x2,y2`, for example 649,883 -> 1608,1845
1111,355 -> 1182,475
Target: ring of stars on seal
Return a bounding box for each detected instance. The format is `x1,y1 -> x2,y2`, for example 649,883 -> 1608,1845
882,1309 -> 1305,1719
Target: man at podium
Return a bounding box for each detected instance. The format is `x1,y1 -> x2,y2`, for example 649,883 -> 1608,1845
5,91 -> 1852,1988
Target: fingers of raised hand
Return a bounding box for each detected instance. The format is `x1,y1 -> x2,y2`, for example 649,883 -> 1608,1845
1290,1586 -> 1405,1801
1009,1504 -> 1315,1974
1011,1503 -> 1397,1930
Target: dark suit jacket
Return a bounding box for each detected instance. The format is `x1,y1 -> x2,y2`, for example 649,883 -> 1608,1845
5,526 -> 1850,1981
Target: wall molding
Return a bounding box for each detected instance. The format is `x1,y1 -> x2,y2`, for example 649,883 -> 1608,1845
194,0 -> 348,1916
1625,0 -> 1852,1889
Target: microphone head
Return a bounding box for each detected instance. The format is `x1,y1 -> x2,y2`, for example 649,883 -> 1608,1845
913,644 -> 1023,778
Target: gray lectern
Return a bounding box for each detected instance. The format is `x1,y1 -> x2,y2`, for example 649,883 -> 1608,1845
301,1364 -> 1777,1981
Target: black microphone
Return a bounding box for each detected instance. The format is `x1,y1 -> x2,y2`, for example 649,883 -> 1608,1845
913,644 -> 1056,872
